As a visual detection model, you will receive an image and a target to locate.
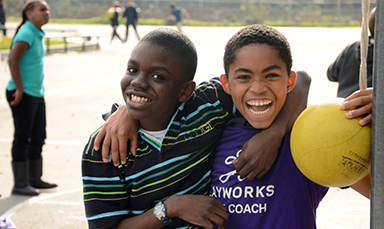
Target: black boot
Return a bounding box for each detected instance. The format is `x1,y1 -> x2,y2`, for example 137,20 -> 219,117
28,159 -> 57,189
12,161 -> 39,196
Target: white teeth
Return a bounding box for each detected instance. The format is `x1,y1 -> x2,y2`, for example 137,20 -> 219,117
247,100 -> 272,106
247,100 -> 272,115
131,94 -> 150,103
249,107 -> 271,115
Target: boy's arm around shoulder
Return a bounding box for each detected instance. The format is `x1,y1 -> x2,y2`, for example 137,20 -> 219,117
233,71 -> 312,180
276,70 -> 312,133
95,77 -> 233,169
93,103 -> 139,167
195,77 -> 234,114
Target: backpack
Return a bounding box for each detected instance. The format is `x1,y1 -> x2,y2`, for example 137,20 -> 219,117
106,7 -> 115,19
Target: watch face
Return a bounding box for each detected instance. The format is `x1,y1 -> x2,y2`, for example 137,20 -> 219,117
154,205 -> 162,215
154,202 -> 166,218
154,202 -> 172,225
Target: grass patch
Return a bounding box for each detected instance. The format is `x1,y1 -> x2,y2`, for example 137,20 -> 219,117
0,36 -> 12,50
264,20 -> 361,27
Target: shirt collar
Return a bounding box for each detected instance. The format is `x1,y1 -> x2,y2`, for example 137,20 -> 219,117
26,20 -> 46,38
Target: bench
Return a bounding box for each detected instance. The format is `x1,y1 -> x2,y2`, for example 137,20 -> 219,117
45,32 -> 103,54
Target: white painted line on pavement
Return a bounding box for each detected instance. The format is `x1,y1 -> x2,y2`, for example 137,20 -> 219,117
0,138 -> 86,146
317,205 -> 369,229
37,200 -> 84,206
0,76 -> 121,104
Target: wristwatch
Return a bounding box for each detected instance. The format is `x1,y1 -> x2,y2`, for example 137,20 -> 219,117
153,201 -> 172,225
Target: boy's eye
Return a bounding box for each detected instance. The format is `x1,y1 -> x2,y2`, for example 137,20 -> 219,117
152,74 -> 165,80
266,73 -> 279,79
237,75 -> 250,80
127,67 -> 137,74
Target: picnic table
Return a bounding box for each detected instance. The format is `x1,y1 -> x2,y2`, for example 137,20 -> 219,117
45,31 -> 103,54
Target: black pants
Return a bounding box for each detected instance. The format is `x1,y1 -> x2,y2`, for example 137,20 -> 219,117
0,18 -> 6,36
111,25 -> 122,42
125,22 -> 140,41
6,90 -> 46,162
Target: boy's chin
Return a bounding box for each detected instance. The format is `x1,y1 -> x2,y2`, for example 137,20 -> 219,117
126,108 -> 144,120
249,123 -> 271,130
247,119 -> 273,130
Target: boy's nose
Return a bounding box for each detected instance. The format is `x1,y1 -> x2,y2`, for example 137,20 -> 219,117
250,81 -> 267,94
131,74 -> 149,89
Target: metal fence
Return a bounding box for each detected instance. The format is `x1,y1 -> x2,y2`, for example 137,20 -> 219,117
4,0 -> 377,24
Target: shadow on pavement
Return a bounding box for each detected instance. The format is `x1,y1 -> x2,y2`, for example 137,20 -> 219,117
0,195 -> 31,216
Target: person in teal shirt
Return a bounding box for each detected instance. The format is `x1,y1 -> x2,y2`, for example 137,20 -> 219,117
5,0 -> 56,196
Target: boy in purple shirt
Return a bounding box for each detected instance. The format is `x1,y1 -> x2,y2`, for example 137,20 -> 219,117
210,24 -> 370,228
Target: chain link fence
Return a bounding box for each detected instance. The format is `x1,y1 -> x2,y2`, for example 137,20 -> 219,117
4,0 -> 377,25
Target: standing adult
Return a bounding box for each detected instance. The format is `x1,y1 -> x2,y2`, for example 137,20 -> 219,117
0,0 -> 6,36
123,0 -> 140,42
327,7 -> 376,98
108,1 -> 123,44
169,2 -> 190,33
6,0 -> 57,196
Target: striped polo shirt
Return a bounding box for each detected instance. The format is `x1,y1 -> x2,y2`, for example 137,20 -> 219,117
82,78 -> 234,229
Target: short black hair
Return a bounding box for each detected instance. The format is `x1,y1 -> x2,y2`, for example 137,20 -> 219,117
223,24 -> 292,76
139,28 -> 197,82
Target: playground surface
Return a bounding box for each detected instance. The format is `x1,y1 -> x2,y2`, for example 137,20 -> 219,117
0,23 -> 370,229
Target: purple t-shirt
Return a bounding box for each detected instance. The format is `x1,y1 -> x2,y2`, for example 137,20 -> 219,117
210,119 -> 329,228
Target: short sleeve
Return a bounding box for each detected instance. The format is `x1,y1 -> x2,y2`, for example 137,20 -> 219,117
13,28 -> 34,46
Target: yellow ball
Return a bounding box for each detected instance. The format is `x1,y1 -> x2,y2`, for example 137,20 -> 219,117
291,99 -> 371,187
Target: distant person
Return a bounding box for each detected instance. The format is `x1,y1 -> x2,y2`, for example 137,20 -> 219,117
327,7 -> 376,98
6,0 -> 57,196
169,2 -> 190,33
107,1 -> 123,44
123,0 -> 140,42
0,0 -> 6,36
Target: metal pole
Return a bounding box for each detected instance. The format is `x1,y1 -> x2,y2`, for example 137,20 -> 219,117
371,1 -> 384,228
288,0 -> 292,21
67,0 -> 71,18
337,0 -> 341,21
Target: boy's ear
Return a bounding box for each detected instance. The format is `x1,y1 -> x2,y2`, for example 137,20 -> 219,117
287,71 -> 297,93
179,81 -> 196,102
220,74 -> 231,95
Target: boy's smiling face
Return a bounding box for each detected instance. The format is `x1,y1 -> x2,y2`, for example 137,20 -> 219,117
121,41 -> 193,131
222,43 -> 296,129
